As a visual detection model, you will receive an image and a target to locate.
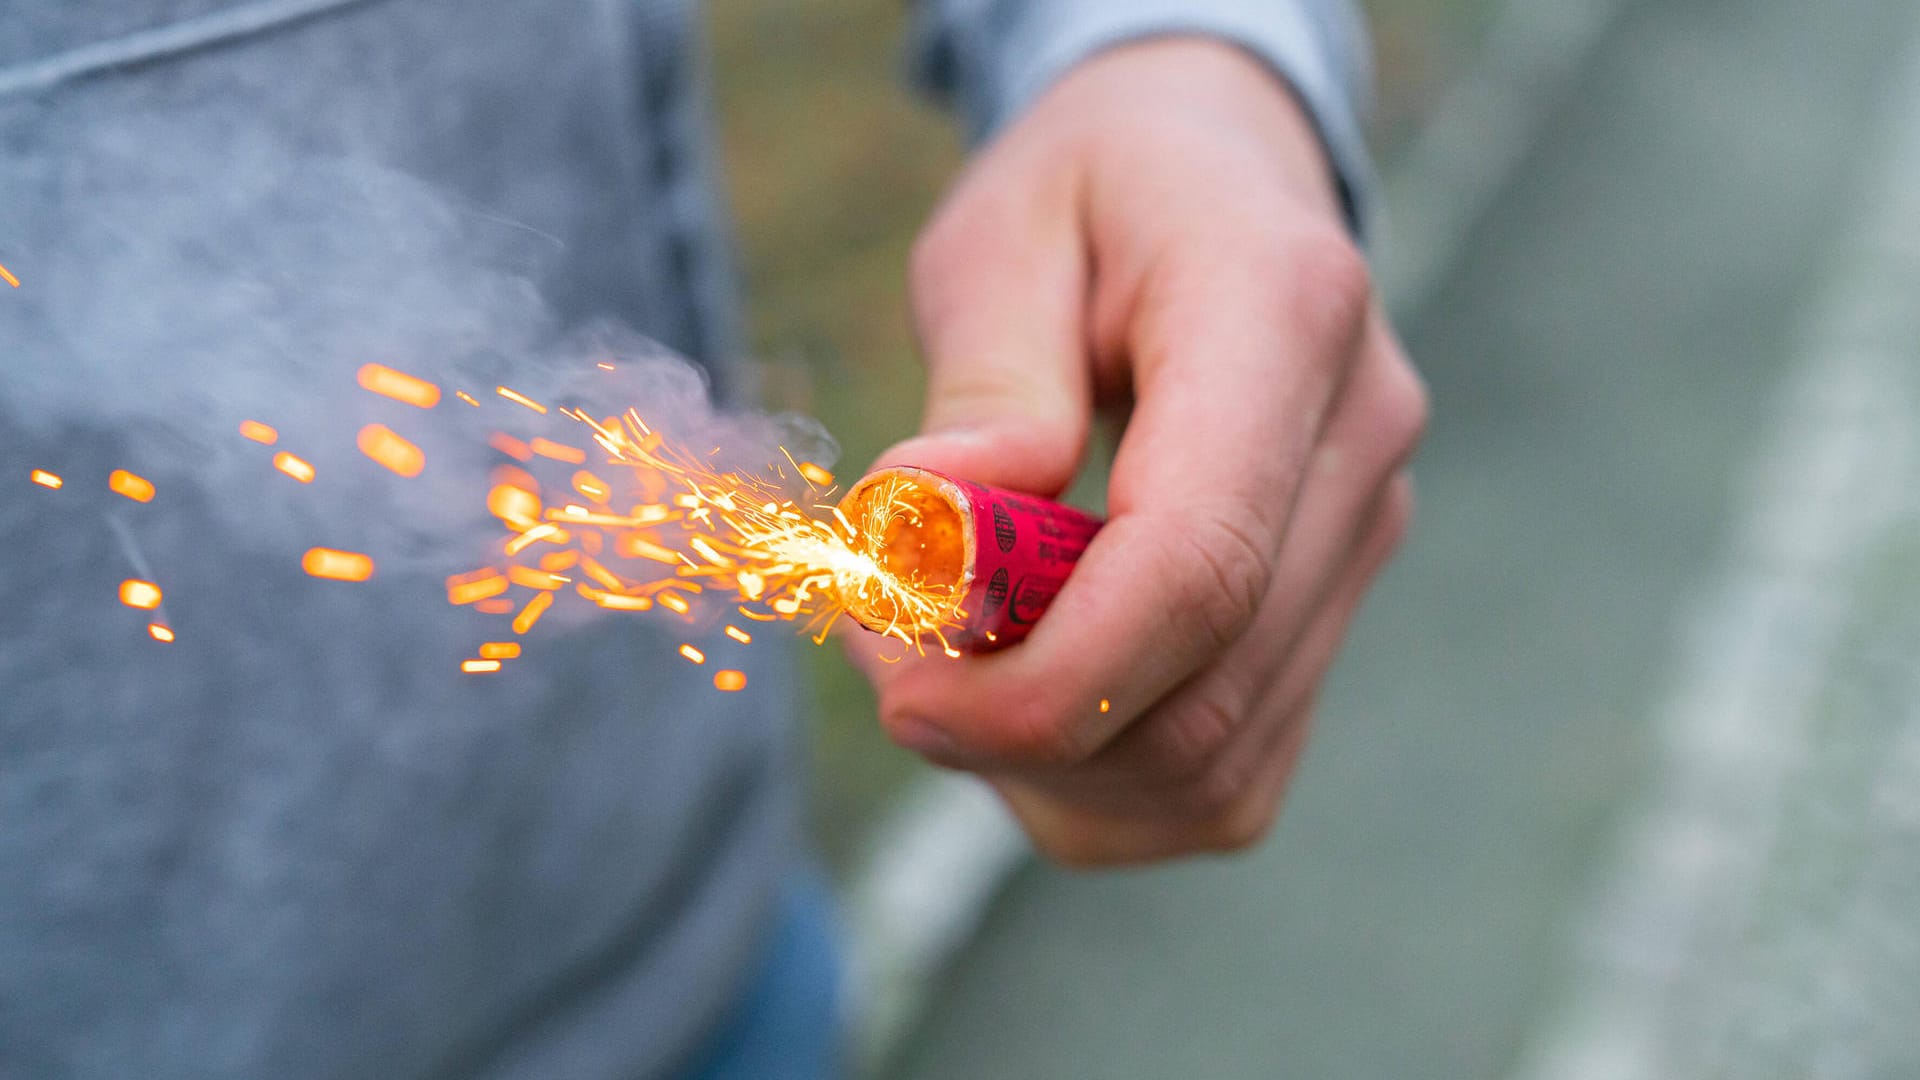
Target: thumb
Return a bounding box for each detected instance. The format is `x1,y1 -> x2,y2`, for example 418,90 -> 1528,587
876,174 -> 1092,497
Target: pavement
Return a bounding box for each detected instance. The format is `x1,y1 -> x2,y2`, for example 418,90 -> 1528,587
890,1 -> 1920,1076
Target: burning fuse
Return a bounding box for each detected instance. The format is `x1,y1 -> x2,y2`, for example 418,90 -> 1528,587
835,467 -> 1103,652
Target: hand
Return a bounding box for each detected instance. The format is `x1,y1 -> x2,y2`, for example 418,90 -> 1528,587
852,37 -> 1427,866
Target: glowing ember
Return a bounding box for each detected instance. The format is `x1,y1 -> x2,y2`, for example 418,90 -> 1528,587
447,570 -> 510,606
273,452 -> 315,484
496,385 -> 548,414
120,579 -> 162,610
0,262 -> 18,288
108,470 -> 155,503
462,659 -> 502,674
489,433 -> 534,462
679,644 -> 706,664
357,363 -> 442,409
30,469 -> 62,489
239,420 -> 279,445
724,625 -> 752,645
1099,698 -> 1112,714
357,424 -> 426,478
713,669 -> 747,692
148,624 -> 175,643
456,390 -> 481,407
531,438 -> 587,465
475,598 -> 515,615
798,462 -> 834,487
303,548 -> 375,582
479,642 -> 521,659
512,591 -> 553,634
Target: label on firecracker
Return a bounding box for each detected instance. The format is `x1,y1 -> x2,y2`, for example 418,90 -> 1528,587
942,475 -> 1104,651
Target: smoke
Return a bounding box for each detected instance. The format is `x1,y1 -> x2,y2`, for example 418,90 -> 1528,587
0,105 -> 835,571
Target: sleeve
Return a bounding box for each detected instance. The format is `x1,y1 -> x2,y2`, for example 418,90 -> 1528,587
909,0 -> 1377,238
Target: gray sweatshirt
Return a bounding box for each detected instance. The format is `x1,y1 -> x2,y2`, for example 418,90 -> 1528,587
0,2 -> 1369,1076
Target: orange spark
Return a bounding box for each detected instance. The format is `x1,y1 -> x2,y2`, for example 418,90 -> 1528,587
357,423 -> 426,478
597,362 -> 616,371
108,470 -> 155,503
679,644 -> 706,664
475,598 -> 515,615
456,390 -> 481,407
30,469 -> 62,489
239,420 -> 280,445
798,461 -> 834,487
530,438 -> 586,465
572,470 -> 611,501
512,591 -> 553,634
538,550 -> 580,572
357,363 -> 441,409
504,523 -> 567,557
462,659 -> 503,674
489,433 -> 534,461
507,565 -> 570,591
496,386 -> 548,414
148,624 -> 175,643
724,625 -> 752,645
302,548 -> 375,582
447,570 -> 510,605
479,642 -> 521,660
120,580 -> 162,610
659,593 -> 691,615
0,262 -> 18,288
713,669 -> 747,692
1099,699 -> 1112,714
273,452 -> 315,483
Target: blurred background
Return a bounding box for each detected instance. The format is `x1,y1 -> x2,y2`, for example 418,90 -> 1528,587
710,0 -> 1920,1077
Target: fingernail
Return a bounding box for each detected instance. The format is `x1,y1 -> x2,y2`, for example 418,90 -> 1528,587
891,715 -> 957,756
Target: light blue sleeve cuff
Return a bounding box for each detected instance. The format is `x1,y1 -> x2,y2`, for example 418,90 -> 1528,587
911,0 -> 1377,239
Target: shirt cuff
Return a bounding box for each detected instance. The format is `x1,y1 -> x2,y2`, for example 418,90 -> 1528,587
911,0 -> 1377,239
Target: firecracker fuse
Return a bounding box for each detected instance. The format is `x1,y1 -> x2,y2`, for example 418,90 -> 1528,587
837,466 -> 1103,652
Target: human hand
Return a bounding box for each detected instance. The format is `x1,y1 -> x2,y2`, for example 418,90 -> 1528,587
853,37 -> 1427,865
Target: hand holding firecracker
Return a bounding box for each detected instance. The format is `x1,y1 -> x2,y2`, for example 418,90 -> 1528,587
850,39 -> 1429,866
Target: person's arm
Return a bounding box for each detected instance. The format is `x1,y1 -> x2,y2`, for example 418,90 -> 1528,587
909,0 -> 1377,234
852,4 -> 1427,866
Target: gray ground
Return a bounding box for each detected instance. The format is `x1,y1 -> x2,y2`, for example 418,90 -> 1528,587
894,1 -> 1920,1076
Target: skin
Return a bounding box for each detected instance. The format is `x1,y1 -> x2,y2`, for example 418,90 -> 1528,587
850,36 -> 1429,867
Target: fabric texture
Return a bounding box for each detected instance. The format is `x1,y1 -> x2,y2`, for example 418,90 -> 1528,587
911,0 -> 1377,235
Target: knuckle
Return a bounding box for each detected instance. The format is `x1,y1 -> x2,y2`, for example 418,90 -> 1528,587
1283,227 -> 1374,345
1154,686 -> 1246,783
1164,506 -> 1273,655
999,689 -> 1097,767
1375,355 -> 1431,466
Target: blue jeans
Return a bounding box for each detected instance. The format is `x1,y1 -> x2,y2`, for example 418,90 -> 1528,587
679,869 -> 845,1080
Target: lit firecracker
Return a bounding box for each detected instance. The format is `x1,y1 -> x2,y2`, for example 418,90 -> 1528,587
447,397 -> 1105,669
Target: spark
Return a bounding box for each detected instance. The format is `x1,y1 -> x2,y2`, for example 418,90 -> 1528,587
447,570 -> 510,606
1099,698 -> 1111,714
512,591 -> 553,634
302,548 -> 374,582
507,565 -> 570,590
462,659 -> 503,674
679,644 -> 706,664
538,550 -> 580,572
119,580 -> 162,610
475,598 -> 515,615
0,262 -> 17,288
357,424 -> 425,478
713,670 -> 747,692
489,433 -> 534,461
725,625 -> 752,644
273,452 -> 315,484
479,642 -> 521,659
597,362 -> 616,371
530,438 -> 586,464
357,363 -> 441,408
496,385 -> 548,414
456,390 -> 481,407
148,624 -> 175,643
798,462 -> 834,487
30,469 -> 62,489
108,470 -> 155,503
